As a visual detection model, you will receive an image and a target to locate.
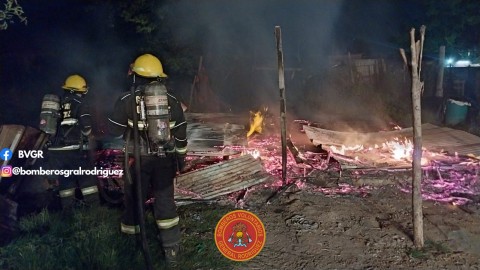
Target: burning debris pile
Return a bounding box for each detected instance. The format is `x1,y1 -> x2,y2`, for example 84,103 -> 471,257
94,114 -> 480,207
300,122 -> 480,206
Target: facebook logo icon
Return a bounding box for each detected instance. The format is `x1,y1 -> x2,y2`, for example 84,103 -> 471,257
0,148 -> 13,161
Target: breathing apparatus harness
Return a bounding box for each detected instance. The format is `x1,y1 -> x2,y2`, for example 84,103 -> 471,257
139,81 -> 174,156
40,91 -> 90,151
39,93 -> 61,143
125,76 -> 174,270
39,94 -> 61,136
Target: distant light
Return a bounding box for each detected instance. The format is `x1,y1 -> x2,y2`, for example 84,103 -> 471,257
446,58 -> 454,65
454,60 -> 471,67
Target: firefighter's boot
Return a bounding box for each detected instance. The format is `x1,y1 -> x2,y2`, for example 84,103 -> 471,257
164,244 -> 179,269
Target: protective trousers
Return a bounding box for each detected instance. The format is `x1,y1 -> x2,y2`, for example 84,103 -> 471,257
47,150 -> 99,208
120,154 -> 180,248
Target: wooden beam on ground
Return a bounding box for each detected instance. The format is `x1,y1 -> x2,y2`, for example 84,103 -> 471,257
340,170 -> 411,187
286,138 -> 303,164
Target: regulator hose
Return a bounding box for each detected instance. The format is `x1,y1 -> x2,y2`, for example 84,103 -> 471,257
130,85 -> 153,270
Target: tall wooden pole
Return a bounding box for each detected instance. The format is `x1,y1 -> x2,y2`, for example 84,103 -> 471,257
189,56 -> 203,112
435,46 -> 446,97
410,26 -> 426,248
275,26 -> 287,185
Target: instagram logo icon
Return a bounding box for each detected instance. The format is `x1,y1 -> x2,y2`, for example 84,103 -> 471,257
1,165 -> 12,177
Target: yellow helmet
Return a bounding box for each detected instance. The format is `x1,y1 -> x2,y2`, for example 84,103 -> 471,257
62,74 -> 88,93
131,54 -> 168,78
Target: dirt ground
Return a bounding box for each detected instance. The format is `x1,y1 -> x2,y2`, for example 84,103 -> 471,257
212,116 -> 479,269
230,183 -> 480,270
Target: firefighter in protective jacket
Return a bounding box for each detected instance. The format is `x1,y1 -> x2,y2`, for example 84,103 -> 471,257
47,74 -> 100,208
108,53 -> 188,265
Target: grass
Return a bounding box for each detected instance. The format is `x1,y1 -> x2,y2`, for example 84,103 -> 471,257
407,239 -> 451,260
0,203 -> 238,270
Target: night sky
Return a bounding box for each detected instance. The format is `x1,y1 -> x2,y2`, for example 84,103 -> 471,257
1,0 -> 139,130
0,0 -> 425,131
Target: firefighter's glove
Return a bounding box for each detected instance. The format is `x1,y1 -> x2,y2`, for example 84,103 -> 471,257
176,154 -> 187,173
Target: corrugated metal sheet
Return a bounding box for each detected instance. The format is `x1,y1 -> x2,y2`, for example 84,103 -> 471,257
175,154 -> 272,200
185,113 -> 246,156
304,123 -> 480,163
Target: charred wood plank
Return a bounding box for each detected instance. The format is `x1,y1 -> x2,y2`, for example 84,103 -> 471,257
265,180 -> 297,204
287,138 -> 303,164
0,125 -> 25,153
339,169 -> 411,187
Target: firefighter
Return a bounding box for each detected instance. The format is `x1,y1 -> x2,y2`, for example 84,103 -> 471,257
46,74 -> 100,209
108,53 -> 188,267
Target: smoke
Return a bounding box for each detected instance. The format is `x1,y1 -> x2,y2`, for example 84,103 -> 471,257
0,0 -> 408,133
39,3 -> 136,135
167,0 -> 344,115
0,1 -> 135,133
164,0 -> 404,132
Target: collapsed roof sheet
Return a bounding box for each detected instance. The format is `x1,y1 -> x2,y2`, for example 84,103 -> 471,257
186,113 -> 246,156
304,123 -> 480,167
175,154 -> 272,200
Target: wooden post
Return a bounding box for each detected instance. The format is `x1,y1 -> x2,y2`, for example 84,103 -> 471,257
275,26 -> 287,185
409,26 -> 426,248
435,46 -> 446,97
399,48 -> 409,83
348,52 -> 355,84
188,56 -> 203,112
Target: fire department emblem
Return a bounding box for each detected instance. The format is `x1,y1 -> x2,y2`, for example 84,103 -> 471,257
214,210 -> 266,261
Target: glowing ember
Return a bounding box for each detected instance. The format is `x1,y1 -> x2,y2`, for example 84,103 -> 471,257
154,118 -> 480,206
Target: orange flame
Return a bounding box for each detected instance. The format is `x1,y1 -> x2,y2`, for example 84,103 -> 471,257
329,136 -> 430,165
247,111 -> 264,138
383,137 -> 412,160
